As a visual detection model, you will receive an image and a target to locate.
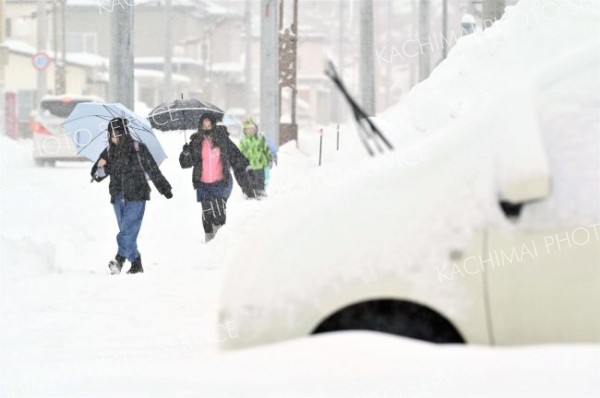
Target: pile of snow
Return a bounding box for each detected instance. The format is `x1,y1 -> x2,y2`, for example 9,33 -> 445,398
379,0 -> 600,229
0,136 -> 33,168
382,0 -> 600,142
1,331 -> 598,396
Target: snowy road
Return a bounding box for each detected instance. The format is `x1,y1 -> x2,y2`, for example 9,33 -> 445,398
1,134 -> 599,397
0,138 -> 230,390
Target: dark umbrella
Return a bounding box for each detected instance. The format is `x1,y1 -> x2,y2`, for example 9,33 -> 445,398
148,98 -> 225,133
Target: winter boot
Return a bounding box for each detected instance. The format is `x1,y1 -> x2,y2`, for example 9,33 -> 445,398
257,190 -> 267,200
205,232 -> 216,243
127,255 -> 144,274
108,254 -> 126,275
213,224 -> 223,236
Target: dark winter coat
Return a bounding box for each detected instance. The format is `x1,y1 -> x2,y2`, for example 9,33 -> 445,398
91,136 -> 172,204
179,125 -> 251,193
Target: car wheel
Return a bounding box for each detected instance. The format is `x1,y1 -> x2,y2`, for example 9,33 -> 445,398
34,159 -> 45,167
312,299 -> 465,344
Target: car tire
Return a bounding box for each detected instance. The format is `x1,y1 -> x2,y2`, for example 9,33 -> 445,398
313,299 -> 465,344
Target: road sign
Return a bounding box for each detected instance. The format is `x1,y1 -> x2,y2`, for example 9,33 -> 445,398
32,52 -> 51,71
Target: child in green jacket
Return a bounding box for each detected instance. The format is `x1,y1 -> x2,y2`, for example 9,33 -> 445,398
240,118 -> 273,199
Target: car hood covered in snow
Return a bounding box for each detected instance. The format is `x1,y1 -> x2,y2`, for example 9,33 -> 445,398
217,0 -> 600,349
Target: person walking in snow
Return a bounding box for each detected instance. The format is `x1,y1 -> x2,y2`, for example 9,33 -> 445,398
91,117 -> 173,274
179,114 -> 252,243
239,118 -> 274,199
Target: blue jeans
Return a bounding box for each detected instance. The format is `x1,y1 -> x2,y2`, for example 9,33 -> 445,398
113,192 -> 146,262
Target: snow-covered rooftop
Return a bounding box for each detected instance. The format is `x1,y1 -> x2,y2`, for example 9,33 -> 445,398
68,0 -> 241,18
208,62 -> 244,74
135,57 -> 203,67
5,39 -> 109,69
134,68 -> 191,83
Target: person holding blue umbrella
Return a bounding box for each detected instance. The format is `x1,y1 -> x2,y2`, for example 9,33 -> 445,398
90,117 -> 173,274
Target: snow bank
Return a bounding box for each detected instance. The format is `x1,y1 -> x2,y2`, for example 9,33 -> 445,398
0,236 -> 57,279
0,136 -> 33,168
379,0 -> 600,227
1,331 -> 598,397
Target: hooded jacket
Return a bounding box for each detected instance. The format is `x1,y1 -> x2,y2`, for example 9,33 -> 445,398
240,118 -> 275,169
91,122 -> 172,204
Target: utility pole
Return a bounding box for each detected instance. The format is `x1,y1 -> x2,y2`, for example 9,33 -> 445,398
163,0 -> 173,101
109,4 -> 134,109
37,0 -> 48,101
61,0 -> 66,93
385,0 -> 393,108
483,0 -> 505,29
409,0 -> 416,88
0,0 -> 6,134
330,0 -> 343,122
359,0 -> 375,116
52,0 -> 66,94
442,0 -> 448,59
260,0 -> 279,146
418,0 -> 430,82
244,0 -> 252,115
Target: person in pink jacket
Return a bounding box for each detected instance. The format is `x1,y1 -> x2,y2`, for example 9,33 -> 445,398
179,114 -> 252,242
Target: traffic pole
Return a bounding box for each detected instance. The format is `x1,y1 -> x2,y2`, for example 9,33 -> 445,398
318,128 -> 323,166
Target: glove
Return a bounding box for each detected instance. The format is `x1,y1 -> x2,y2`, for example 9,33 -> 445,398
90,164 -> 107,183
164,190 -> 173,199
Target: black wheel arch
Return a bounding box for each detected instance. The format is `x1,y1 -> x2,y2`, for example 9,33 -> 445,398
312,298 -> 466,344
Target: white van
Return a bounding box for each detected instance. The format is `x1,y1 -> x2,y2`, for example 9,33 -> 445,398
217,42 -> 600,350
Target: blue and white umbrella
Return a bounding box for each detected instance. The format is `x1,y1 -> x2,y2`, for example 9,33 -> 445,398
63,102 -> 167,165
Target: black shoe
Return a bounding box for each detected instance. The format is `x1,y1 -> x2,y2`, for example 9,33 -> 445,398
127,255 -> 144,274
108,254 -> 126,275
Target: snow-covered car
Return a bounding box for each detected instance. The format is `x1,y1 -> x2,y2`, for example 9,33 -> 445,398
31,94 -> 103,166
217,4 -> 600,350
